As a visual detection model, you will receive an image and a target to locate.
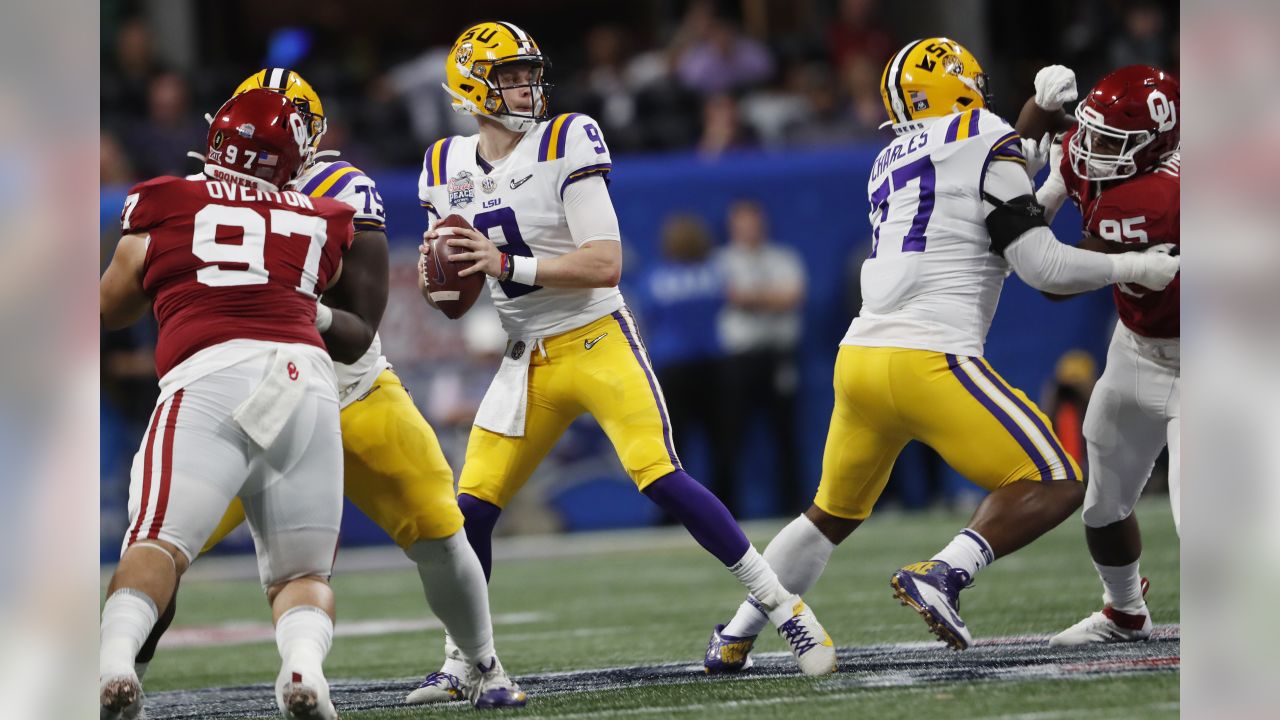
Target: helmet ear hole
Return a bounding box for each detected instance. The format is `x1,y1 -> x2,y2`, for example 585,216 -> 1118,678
460,83 -> 475,93
956,97 -> 973,107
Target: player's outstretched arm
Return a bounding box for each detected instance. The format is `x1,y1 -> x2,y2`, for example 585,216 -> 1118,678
984,160 -> 1179,294
100,232 -> 150,330
317,229 -> 388,364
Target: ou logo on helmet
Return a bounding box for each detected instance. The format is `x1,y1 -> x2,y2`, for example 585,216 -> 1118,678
1147,89 -> 1176,132
288,113 -> 308,152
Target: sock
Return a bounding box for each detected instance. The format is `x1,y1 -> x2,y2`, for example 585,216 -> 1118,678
723,514 -> 835,638
405,532 -> 496,672
458,494 -> 502,581
1096,559 -> 1145,613
642,470 -> 749,565
275,605 -> 333,675
727,546 -> 788,611
135,586 -> 176,665
439,634 -> 468,677
101,588 -> 159,678
931,528 -> 994,581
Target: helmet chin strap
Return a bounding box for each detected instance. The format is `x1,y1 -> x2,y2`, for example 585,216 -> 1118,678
442,83 -> 543,133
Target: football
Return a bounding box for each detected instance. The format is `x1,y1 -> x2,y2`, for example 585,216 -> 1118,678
425,214 -> 486,319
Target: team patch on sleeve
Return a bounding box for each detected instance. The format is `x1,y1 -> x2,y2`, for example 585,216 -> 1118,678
538,113 -> 582,162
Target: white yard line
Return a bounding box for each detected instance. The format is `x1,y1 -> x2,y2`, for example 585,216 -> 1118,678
159,611 -> 548,648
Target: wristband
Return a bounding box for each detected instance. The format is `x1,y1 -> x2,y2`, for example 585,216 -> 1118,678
315,301 -> 334,333
509,254 -> 539,285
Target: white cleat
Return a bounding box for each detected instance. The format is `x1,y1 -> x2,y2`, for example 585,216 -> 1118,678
465,656 -> 528,709
1050,578 -> 1153,647
100,673 -> 142,720
766,594 -> 837,676
275,667 -> 338,719
406,643 -> 467,704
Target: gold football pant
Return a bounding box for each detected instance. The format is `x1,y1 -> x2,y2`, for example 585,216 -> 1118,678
459,308 -> 681,508
202,369 -> 463,552
815,346 -> 1081,520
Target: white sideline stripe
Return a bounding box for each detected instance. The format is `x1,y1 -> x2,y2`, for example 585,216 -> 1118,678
516,695 -> 1179,720
159,611 -> 547,649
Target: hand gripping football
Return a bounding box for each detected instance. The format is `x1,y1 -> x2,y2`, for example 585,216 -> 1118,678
425,214 -> 486,319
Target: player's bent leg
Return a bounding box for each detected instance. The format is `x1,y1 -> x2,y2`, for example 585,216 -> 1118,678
895,353 -> 1084,649
580,310 -> 834,674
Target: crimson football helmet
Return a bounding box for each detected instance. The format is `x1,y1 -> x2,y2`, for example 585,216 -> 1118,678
203,89 -> 309,190
1068,65 -> 1179,181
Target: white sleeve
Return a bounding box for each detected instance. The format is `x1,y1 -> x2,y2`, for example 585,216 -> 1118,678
1004,226 -> 1122,293
981,155 -> 1036,206
563,174 -> 620,246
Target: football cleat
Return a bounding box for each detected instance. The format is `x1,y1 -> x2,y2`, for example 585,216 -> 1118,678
100,673 -> 141,720
275,667 -> 338,720
464,656 -> 527,709
766,595 -> 837,676
405,670 -> 464,704
1050,577 -> 1153,647
891,560 -> 974,650
703,623 -> 757,674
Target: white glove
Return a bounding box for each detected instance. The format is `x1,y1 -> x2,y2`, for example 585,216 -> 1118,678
1034,65 -> 1077,111
1111,244 -> 1180,291
1022,133 -> 1052,179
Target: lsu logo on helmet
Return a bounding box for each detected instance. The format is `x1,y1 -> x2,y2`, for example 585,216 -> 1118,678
443,21 -> 551,133
234,68 -> 328,160
880,38 -> 991,131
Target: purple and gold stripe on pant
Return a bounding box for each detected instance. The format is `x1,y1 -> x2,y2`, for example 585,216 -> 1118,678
611,308 -> 682,470
946,354 -> 1077,482
422,137 -> 454,187
538,113 -> 582,162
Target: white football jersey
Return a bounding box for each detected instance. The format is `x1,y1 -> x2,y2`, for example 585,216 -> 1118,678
292,159 -> 392,407
843,108 -> 1027,357
417,112 -> 621,338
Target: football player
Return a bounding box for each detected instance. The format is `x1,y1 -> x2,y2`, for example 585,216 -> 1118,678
126,70 -> 526,711
703,38 -> 1180,667
412,21 -> 836,696
100,90 -> 352,720
1019,65 -> 1181,646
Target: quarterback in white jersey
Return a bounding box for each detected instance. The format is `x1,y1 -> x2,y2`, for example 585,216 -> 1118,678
411,21 -> 837,697
705,38 -> 1180,666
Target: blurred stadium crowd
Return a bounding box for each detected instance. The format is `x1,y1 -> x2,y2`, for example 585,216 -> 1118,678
101,0 -> 1177,180
101,0 -> 1177,542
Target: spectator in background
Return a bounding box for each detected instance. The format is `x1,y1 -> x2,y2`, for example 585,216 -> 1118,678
716,200 -> 807,513
573,25 -> 645,153
124,72 -> 205,178
698,93 -> 758,157
677,14 -> 774,96
1042,349 -> 1099,471
635,214 -> 734,510
827,0 -> 894,73
1110,0 -> 1172,69
100,132 -> 134,185
101,17 -> 161,133
783,64 -> 860,146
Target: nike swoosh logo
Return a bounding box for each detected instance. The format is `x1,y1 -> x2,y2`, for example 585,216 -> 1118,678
584,333 -> 607,350
509,174 -> 533,189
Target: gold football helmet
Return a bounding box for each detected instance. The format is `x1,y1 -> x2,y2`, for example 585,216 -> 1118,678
234,68 -> 327,158
443,21 -> 550,133
880,38 -> 991,131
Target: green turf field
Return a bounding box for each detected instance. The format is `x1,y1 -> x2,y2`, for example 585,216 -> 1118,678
112,496 -> 1179,719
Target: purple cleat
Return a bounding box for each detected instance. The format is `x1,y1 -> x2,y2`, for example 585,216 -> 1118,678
891,560 -> 974,650
466,657 -> 527,709
703,623 -> 757,674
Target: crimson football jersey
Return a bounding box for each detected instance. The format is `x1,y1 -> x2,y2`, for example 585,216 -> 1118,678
120,176 -> 355,376
1061,128 -> 1180,338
